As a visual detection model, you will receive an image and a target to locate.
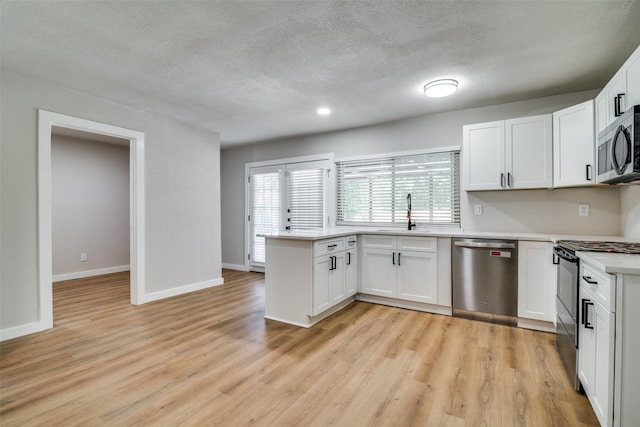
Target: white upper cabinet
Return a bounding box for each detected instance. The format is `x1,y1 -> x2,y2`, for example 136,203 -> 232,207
462,121 -> 505,191
625,49 -> 640,108
553,100 -> 595,187
506,115 -> 553,189
595,44 -> 640,134
463,115 -> 552,191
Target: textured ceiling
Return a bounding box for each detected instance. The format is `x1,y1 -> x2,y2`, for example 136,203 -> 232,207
2,1 -> 640,148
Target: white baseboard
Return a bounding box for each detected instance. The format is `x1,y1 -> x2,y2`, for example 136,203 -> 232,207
517,318 -> 556,333
141,277 -> 225,304
53,265 -> 130,282
0,321 -> 50,342
222,263 -> 249,272
356,294 -> 453,316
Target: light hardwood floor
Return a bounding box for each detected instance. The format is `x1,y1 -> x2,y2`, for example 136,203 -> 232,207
0,270 -> 598,426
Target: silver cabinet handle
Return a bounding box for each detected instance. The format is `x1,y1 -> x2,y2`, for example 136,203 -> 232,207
454,241 -> 516,249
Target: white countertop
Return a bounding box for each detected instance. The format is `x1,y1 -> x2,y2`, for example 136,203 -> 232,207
577,251 -> 640,275
261,227 -> 637,245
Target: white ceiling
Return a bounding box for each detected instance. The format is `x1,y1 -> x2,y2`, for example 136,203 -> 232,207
2,1 -> 640,148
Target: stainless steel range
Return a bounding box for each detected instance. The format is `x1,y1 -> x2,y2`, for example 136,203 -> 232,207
554,239 -> 640,391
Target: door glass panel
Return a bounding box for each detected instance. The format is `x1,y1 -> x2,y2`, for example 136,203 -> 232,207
249,169 -> 282,266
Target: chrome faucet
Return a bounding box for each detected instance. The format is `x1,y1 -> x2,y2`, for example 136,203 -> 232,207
407,193 -> 416,230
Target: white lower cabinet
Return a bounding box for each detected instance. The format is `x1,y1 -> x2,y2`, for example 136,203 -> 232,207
578,271 -> 615,427
361,247 -> 396,297
360,235 -> 438,304
312,252 -> 345,315
517,241 -> 556,324
396,251 -> 437,303
576,258 -> 640,427
345,248 -> 357,297
312,235 -> 357,316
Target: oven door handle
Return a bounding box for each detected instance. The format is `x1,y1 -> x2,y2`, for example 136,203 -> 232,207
554,249 -> 578,263
610,124 -> 631,175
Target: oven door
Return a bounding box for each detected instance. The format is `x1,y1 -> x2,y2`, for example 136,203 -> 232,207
555,248 -> 579,322
556,306 -> 580,390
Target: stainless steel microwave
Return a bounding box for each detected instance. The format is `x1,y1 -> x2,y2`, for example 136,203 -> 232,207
597,105 -> 640,184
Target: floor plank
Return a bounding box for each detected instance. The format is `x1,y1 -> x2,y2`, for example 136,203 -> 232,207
0,270 -> 598,426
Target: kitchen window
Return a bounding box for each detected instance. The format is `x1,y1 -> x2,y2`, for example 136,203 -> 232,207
336,150 -> 460,226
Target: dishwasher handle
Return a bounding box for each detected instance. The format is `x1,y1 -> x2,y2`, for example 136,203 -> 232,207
454,241 -> 516,249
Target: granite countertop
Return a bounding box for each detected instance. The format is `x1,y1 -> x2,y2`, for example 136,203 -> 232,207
577,252 -> 640,275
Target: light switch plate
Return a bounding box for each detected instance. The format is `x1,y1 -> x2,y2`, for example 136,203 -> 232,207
473,204 -> 483,216
578,204 -> 589,217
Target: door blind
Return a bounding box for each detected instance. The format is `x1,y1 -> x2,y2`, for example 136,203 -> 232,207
287,168 -> 324,230
336,151 -> 460,226
250,171 -> 281,264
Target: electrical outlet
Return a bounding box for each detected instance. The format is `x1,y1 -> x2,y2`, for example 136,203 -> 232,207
81,253 -> 88,262
578,204 -> 590,217
473,204 -> 483,216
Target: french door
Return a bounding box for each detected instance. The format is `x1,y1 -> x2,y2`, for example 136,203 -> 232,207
248,160 -> 328,271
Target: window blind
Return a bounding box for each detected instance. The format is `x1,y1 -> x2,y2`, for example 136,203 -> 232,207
250,171 -> 281,264
287,168 -> 324,230
336,151 -> 460,226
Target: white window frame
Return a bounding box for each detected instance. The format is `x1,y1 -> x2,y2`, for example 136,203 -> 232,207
244,153 -> 334,271
335,146 -> 460,229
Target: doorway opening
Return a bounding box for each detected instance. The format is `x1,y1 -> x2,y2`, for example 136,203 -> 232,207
38,110 -> 146,331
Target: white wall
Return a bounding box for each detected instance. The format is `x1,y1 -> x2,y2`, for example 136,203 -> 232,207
620,185 -> 640,239
221,89 -> 625,267
52,135 -> 130,279
1,71 -> 222,332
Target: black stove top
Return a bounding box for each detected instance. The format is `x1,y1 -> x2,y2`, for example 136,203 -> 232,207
558,240 -> 640,255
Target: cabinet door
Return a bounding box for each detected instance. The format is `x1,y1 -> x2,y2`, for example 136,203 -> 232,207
592,300 -> 615,427
625,47 -> 640,109
396,250 -> 437,304
595,90 -> 609,135
463,121 -> 505,191
361,248 -> 396,297
578,287 -> 615,427
312,255 -> 331,315
329,253 -> 345,304
608,70 -> 627,120
578,287 -> 596,396
506,114 -> 553,189
345,250 -> 357,297
553,100 -> 596,187
517,241 -> 556,322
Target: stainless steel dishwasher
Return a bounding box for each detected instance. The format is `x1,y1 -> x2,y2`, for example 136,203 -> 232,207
452,238 -> 518,325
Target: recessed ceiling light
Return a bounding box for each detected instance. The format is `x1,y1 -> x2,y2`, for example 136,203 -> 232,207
317,107 -> 331,115
423,79 -> 458,98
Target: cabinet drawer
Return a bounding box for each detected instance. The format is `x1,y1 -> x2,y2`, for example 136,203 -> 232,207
580,262 -> 615,312
313,238 -> 345,257
362,235 -> 395,250
397,236 -> 437,252
345,235 -> 358,249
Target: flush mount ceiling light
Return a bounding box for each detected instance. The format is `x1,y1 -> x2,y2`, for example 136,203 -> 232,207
317,107 -> 331,115
423,79 -> 458,98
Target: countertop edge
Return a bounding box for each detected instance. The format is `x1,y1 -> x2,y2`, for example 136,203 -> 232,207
260,228 -> 634,244
577,251 -> 640,275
